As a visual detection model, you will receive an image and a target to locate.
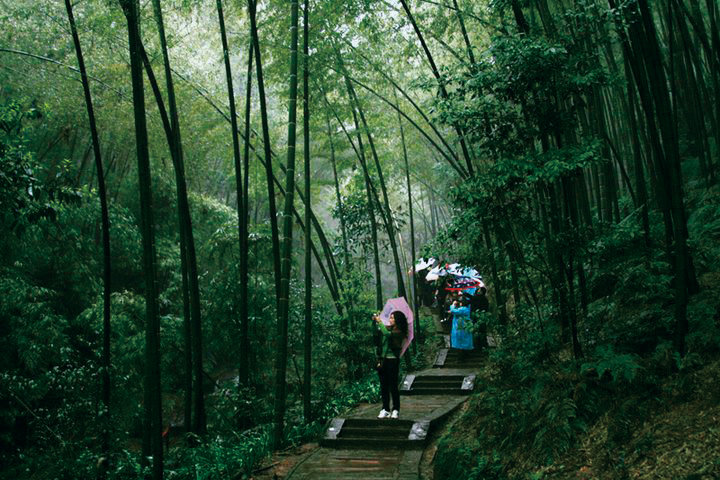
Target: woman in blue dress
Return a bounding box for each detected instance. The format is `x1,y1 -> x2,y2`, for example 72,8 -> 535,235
449,298 -> 473,352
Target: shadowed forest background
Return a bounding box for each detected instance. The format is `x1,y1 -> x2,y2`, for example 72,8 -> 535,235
1,0 -> 720,478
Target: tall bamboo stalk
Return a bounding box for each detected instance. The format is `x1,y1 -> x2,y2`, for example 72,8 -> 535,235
273,0 -> 300,449
119,0 -> 163,476
247,0 -> 282,303
216,0 -> 250,391
150,0 -> 206,434
302,0 -> 312,424
63,1 -> 112,474
396,89 -> 420,339
239,38 -> 253,387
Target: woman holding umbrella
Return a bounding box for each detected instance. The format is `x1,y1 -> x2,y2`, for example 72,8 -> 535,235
373,311 -> 408,419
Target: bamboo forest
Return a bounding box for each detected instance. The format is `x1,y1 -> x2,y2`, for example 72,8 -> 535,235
2,0 -> 720,478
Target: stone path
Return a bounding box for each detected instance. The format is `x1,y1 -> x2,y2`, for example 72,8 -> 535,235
286,336 -> 482,480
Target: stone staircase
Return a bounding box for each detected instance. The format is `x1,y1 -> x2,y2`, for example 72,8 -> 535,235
287,334 -> 483,479
318,351 -> 479,451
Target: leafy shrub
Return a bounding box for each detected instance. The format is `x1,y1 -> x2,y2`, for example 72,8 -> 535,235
581,345 -> 643,385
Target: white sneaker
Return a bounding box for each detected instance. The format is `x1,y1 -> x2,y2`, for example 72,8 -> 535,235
391,410 -> 399,419
377,409 -> 391,419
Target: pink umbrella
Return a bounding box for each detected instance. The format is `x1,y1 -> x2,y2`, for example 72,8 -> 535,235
379,297 -> 414,357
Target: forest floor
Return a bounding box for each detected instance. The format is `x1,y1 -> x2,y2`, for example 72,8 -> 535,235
537,358 -> 720,480
411,358 -> 720,480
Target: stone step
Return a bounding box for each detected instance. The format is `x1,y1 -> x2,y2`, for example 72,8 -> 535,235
322,419 -> 431,450
444,357 -> 484,363
319,437 -> 426,449
412,375 -> 466,382
337,421 -> 412,437
338,427 -> 410,439
300,470 -> 396,480
342,418 -> 414,428
445,352 -> 484,358
411,385 -> 462,392
412,379 -> 460,385
411,381 -> 461,388
443,359 -> 483,365
403,387 -> 470,395
439,363 -> 481,369
400,374 -> 476,394
412,375 -> 464,381
433,348 -> 485,368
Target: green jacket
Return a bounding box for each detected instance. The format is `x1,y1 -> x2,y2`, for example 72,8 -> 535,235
375,322 -> 403,359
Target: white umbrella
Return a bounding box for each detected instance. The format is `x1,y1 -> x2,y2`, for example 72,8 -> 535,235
425,265 -> 447,282
414,257 -> 435,272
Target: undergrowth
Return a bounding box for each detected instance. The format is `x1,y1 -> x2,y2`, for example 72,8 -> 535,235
433,184 -> 720,479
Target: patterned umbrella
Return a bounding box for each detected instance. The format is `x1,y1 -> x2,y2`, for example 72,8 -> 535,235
445,276 -> 484,295
379,297 -> 414,357
444,267 -> 484,295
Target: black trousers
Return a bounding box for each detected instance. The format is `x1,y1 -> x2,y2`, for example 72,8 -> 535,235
378,357 -> 400,412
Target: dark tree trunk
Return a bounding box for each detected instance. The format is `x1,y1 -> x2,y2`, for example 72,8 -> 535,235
302,0 -> 312,425
150,0 -> 205,434
273,0 -> 300,449
453,0 -> 475,65
119,0 -> 163,477
624,54 -> 651,248
63,1 -> 112,474
636,0 -> 692,353
240,39 -> 253,387
247,0 -> 282,303
325,109 -> 350,274
136,46 -> 193,432
216,0 -> 249,390
673,0 -> 713,184
397,90 -> 420,339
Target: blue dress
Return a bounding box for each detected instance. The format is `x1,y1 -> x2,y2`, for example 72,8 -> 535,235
450,305 -> 474,350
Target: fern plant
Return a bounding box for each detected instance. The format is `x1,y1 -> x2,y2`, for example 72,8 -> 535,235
581,345 -> 643,385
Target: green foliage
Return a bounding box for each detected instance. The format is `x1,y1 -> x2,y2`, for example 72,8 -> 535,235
686,298 -> 720,354
436,434 -> 505,479
434,437 -> 483,480
166,426 -> 272,480
330,172 -> 384,255
581,346 -> 642,385
687,187 -> 720,272
0,100 -> 80,236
